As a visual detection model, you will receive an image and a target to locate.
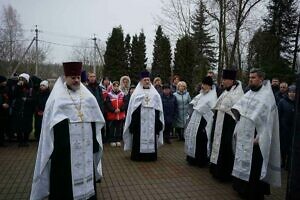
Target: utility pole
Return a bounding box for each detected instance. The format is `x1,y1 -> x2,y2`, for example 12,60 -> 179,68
92,34 -> 97,74
35,25 -> 39,76
11,37 -> 35,76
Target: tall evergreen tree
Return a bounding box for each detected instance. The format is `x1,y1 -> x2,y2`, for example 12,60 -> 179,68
191,0 -> 216,73
248,28 -> 294,80
129,31 -> 147,84
124,34 -> 131,69
103,26 -> 128,81
173,35 -> 196,94
151,25 -> 172,83
264,0 -> 299,63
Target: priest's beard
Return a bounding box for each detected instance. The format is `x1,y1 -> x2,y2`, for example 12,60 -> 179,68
249,84 -> 261,91
69,84 -> 80,91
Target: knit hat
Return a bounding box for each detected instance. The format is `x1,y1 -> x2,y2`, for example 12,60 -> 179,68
19,73 -> 30,82
40,80 -> 49,88
288,85 -> 296,92
162,83 -> 171,89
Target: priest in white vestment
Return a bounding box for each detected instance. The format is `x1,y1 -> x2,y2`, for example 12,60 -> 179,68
185,76 -> 217,167
231,68 -> 281,200
210,69 -> 244,181
123,70 -> 164,161
30,62 -> 105,200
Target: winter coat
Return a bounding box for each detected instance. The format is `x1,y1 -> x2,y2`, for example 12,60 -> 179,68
87,82 -> 105,113
278,96 -> 295,150
12,84 -> 36,133
173,90 -> 191,128
0,85 -> 10,119
105,90 -> 126,121
35,89 -> 50,115
161,93 -> 178,124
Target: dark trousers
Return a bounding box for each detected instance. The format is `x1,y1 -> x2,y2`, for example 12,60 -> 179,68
0,117 -> 9,145
175,127 -> 184,140
163,123 -> 172,142
34,115 -> 43,141
107,120 -> 123,143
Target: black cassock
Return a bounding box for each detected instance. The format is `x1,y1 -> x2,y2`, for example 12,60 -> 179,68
49,119 -> 99,200
186,117 -> 208,167
210,112 -> 236,182
232,131 -> 270,200
129,106 -> 163,161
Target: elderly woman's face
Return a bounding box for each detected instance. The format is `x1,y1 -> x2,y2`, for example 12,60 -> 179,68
178,84 -> 186,92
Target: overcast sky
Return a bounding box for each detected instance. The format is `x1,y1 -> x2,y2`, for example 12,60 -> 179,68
0,0 -> 164,64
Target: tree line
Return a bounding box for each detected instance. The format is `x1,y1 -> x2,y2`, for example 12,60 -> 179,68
0,0 -> 299,89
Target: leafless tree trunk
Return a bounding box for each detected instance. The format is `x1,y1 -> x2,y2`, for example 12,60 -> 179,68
157,0 -> 195,38
228,0 -> 264,68
0,4 -> 24,75
292,14 -> 300,72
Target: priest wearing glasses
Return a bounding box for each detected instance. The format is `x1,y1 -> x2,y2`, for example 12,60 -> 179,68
30,62 -> 105,200
123,70 -> 164,161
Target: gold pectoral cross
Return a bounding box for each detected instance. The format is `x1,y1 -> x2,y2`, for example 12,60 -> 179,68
78,111 -> 84,121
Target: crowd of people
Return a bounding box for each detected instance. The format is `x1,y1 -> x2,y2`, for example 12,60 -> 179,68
0,63 -> 297,200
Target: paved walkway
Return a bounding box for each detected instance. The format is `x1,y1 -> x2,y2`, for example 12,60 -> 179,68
0,140 -> 286,199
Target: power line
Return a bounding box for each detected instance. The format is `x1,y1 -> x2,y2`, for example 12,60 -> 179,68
0,39 -> 33,43
39,39 -> 93,49
40,29 -> 90,40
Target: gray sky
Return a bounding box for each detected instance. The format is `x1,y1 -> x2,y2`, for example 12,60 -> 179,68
0,0 -> 164,64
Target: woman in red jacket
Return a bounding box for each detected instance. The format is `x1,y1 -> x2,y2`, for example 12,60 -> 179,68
105,81 -> 127,147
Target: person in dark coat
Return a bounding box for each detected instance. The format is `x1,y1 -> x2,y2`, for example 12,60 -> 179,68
271,77 -> 280,95
123,71 -> 164,161
34,80 -> 50,141
6,76 -> 18,142
209,70 -> 244,182
86,72 -> 106,143
153,77 -> 163,94
171,75 -> 180,93
12,73 -> 36,147
278,85 -> 296,169
0,76 -> 10,146
275,81 -> 288,104
161,83 -> 177,144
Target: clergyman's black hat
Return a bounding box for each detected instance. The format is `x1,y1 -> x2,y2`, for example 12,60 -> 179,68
202,76 -> 213,86
139,70 -> 150,79
222,69 -> 237,80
